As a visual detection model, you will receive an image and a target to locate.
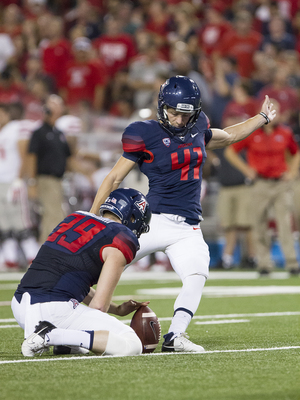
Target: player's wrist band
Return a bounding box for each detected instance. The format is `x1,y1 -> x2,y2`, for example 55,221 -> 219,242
259,112 -> 270,124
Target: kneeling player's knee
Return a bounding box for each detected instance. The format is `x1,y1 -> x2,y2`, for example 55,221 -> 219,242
122,331 -> 142,356
104,331 -> 142,356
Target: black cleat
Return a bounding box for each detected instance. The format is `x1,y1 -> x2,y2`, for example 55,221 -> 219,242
53,345 -> 89,355
161,332 -> 175,352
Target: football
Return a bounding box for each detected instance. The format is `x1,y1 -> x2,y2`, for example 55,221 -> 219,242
130,305 -> 161,353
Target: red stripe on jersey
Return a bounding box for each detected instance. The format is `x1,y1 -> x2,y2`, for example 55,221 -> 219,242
99,231 -> 136,264
122,135 -> 146,152
113,235 -> 135,264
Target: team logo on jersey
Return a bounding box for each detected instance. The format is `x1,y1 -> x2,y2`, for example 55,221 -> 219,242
70,298 -> 79,309
135,199 -> 147,213
163,138 -> 171,147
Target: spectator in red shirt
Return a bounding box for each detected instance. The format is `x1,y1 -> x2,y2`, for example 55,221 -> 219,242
225,99 -> 300,276
58,37 -> 107,113
215,10 -> 262,78
40,16 -> 72,89
198,3 -> 232,58
92,15 -> 137,79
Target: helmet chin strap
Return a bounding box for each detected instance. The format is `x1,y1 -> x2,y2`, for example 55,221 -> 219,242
162,108 -> 192,137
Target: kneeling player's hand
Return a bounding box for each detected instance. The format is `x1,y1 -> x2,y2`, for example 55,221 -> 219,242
117,300 -> 150,316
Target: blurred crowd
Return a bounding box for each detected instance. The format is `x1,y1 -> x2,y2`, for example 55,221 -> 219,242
0,0 -> 300,129
1,0 -> 300,273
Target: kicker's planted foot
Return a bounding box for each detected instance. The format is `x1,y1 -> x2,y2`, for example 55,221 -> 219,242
161,332 -> 205,353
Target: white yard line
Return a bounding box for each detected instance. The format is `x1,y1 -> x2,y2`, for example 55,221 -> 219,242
0,284 -> 18,290
0,270 -> 292,283
1,346 -> 299,365
137,286 -> 300,298
0,301 -> 12,306
0,318 -> 15,322
194,319 -> 250,325
0,324 -> 19,328
2,284 -> 299,304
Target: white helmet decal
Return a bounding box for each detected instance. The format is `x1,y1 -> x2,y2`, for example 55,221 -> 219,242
176,103 -> 194,112
135,199 -> 147,214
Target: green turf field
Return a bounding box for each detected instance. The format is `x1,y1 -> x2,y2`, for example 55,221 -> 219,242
0,270 -> 299,400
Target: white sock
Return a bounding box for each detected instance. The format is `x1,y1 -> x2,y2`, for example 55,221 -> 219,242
168,274 -> 206,335
45,329 -> 93,350
169,310 -> 192,336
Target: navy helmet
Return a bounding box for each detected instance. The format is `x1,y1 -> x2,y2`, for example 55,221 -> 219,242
157,75 -> 202,136
99,188 -> 151,238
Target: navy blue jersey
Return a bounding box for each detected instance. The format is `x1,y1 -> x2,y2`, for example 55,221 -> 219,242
122,113 -> 212,221
14,212 -> 138,304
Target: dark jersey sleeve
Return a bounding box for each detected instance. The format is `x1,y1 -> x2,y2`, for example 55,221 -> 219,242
122,121 -> 149,163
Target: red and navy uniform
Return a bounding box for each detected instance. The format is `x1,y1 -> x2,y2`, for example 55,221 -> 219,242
14,212 -> 138,304
122,113 -> 212,223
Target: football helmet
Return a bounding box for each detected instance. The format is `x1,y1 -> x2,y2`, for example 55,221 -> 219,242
157,75 -> 202,136
99,188 -> 151,238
